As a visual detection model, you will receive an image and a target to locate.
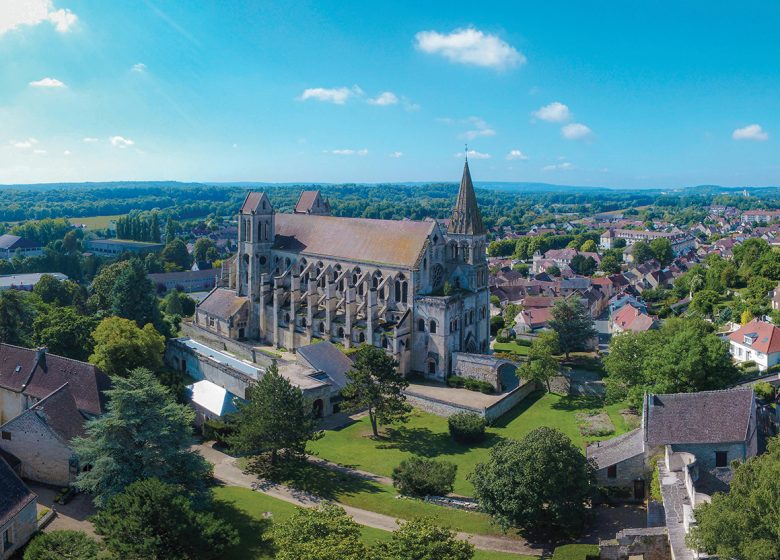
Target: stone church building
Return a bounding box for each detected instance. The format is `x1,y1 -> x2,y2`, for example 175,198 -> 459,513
195,162 -> 490,379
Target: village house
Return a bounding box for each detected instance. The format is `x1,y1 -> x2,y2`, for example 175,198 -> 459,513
0,455 -> 37,560
727,319 -> 780,371
610,302 -> 656,333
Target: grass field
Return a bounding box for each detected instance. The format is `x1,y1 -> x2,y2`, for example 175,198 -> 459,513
68,214 -> 123,229
309,392 -> 633,496
492,341 -> 531,356
213,486 -> 536,560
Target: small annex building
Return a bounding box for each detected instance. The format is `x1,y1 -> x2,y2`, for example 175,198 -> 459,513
0,454 -> 37,559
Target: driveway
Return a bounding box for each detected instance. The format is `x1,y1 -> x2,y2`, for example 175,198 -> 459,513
28,483 -> 97,537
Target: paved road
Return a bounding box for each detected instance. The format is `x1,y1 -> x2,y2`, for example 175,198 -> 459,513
195,443 -> 543,556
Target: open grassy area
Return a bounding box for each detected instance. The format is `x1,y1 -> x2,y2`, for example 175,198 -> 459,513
551,544 -> 599,559
309,392 -> 632,496
492,341 -> 530,356
68,214 -> 124,229
213,486 -> 536,560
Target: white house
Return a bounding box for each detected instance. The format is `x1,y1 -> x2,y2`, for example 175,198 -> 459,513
727,319 -> 780,371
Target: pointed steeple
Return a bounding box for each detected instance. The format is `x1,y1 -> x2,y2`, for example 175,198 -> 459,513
448,159 -> 485,235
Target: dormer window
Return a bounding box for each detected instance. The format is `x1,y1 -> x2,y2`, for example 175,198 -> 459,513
744,333 -> 757,346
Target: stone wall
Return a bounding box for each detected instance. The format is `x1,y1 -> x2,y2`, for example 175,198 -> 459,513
483,380 -> 539,422
165,340 -> 254,399
181,321 -> 275,367
599,527 -> 670,560
452,353 -> 500,390
594,451 -> 647,489
0,499 -> 37,560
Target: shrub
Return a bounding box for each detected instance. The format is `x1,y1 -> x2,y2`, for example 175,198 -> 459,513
446,375 -> 466,388
754,381 -> 776,401
392,457 -> 457,497
448,412 -> 487,444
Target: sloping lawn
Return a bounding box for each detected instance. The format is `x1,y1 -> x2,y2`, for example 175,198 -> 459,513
492,341 -> 530,356
213,486 -> 536,560
309,391 -> 632,495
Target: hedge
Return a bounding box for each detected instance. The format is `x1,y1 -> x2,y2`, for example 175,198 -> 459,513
448,412 -> 487,444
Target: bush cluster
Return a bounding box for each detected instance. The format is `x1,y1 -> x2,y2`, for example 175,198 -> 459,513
391,457 -> 457,497
446,376 -> 495,394
448,412 -> 487,444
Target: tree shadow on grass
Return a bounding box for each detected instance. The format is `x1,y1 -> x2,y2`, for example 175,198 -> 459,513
551,394 -> 606,412
489,390 -> 546,429
377,425 -> 503,457
210,492 -> 273,560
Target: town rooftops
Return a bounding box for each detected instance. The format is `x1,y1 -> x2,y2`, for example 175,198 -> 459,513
274,213 -> 435,268
0,234 -> 41,251
644,388 -> 755,446
728,319 -> 780,355
0,454 -> 36,528
613,303 -> 655,332
0,344 -> 109,416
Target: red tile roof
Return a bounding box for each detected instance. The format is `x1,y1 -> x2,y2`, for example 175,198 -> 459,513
613,303 -> 655,332
728,320 -> 780,355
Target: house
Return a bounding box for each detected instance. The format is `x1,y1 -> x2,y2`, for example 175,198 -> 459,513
772,282 -> 780,311
610,303 -> 656,333
185,380 -> 240,427
0,455 -> 37,559
0,234 -> 43,261
514,307 -> 552,332
727,319 -> 780,371
0,272 -> 68,292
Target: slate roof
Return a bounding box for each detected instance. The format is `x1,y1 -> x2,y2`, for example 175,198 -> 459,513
0,234 -> 41,251
240,192 -> 270,214
197,288 -> 249,320
274,213 -> 434,268
0,344 -> 109,416
0,455 -> 35,527
586,428 -> 644,469
728,320 -> 780,355
645,388 -> 755,446
448,160 -> 486,236
28,383 -> 87,442
296,341 -> 353,390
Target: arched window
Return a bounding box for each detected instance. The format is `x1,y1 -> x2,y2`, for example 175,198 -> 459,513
417,319 -> 426,332
284,313 -> 290,323
401,281 -> 408,303
429,320 -> 437,334
394,280 -> 401,301
359,332 -> 365,343
319,322 -> 325,333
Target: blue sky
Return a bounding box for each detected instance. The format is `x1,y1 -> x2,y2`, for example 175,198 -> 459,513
1,0 -> 779,188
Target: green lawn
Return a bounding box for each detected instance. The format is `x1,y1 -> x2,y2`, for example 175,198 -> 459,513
492,341 -> 530,356
67,214 -> 124,229
551,544 -> 599,559
309,392 -> 633,496
213,486 -> 536,560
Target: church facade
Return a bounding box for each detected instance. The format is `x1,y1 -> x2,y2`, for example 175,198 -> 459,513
194,162 -> 490,379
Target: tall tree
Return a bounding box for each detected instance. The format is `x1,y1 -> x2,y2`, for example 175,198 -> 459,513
228,361 -> 320,464
272,504 -> 367,560
342,345 -> 410,437
549,299 -> 597,358
194,238 -> 218,263
32,273 -> 70,305
469,427 -> 597,539
161,239 -> 193,272
650,237 -> 674,265
92,478 -> 238,560
73,368 -> 212,507
110,258 -> 159,327
631,241 -> 654,264
688,437 -> 780,560
0,289 -> 37,346
150,212 -> 161,243
372,518 -> 474,560
33,307 -> 97,361
518,331 -> 560,392
88,260 -> 130,313
89,316 -> 165,376
165,219 -> 179,245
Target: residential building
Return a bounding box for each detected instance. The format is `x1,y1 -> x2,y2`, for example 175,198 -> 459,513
85,238 -> 164,256
0,455 -> 36,560
600,228 -> 695,255
610,303 -> 656,333
727,319 -> 780,371
740,209 -> 780,224
0,272 -> 67,292
0,235 -> 43,261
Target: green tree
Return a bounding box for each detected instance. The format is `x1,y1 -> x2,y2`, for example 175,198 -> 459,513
518,331 -> 560,391
92,478 -> 237,560
193,238 -> 218,263
164,219 -> 179,245
342,345 -> 411,437
162,239 -> 192,272
546,264 -> 561,277
62,229 -> 80,253
23,530 -> 102,560
272,504 -> 367,560
469,427 -> 597,538
150,212 -> 161,243
88,261 -> 130,313
631,241 -> 654,264
549,299 -> 597,358
73,369 -> 212,507
570,254 -> 597,276
110,258 -> 159,327
228,361 -> 320,465
89,316 -> 165,377
0,289 -> 37,346
690,289 -> 721,317
580,239 -> 597,253
688,437 -> 780,560
163,290 -> 196,317
372,517 -> 474,560
649,237 -> 674,265
33,307 -> 97,361
599,254 -> 621,274
32,274 -> 70,305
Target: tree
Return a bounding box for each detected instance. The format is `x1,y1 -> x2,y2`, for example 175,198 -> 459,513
165,219 -> 179,245
392,457 -> 457,497
62,229 -> 80,253
194,238 -> 218,263
163,290 -> 196,317
490,314 -> 505,336
150,212 -> 161,243
690,289 -> 721,317
110,258 -> 159,327
549,299 -> 597,358
33,307 -> 97,361
161,239 -> 192,272
342,345 -> 411,437
272,504 -> 367,560
546,264 -> 561,277
0,289 -> 37,346
469,427 -> 597,539
372,518 -> 474,560
228,361 -> 320,465
687,437 -> 780,560
32,274 -> 69,305
604,316 -> 740,408
92,478 -> 237,560
570,254 -> 597,276
580,239 -> 597,253
613,238 -> 627,249
73,369 -> 212,507
599,254 -> 621,274
518,331 -> 560,391
23,530 -> 102,560
89,317 -> 165,376
631,241 -> 654,264
88,261 -> 130,313
650,237 -> 674,265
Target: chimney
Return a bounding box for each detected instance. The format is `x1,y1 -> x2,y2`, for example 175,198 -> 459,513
35,347 -> 47,371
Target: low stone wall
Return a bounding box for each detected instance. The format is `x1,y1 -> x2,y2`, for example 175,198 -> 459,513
181,321 -> 274,368
599,527 -> 670,560
483,380 -> 540,422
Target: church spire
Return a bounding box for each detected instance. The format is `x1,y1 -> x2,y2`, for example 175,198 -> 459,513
448,159 -> 486,235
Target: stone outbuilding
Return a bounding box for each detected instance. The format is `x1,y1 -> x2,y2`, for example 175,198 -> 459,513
0,455 -> 37,559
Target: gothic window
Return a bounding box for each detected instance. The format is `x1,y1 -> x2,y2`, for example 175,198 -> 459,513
454,277 -> 461,289
395,280 -> 401,301
284,313 -> 290,323
463,245 -> 470,262
359,332 -> 365,343
401,281 -> 408,303
319,322 -> 325,333
418,319 -> 426,332
428,361 -> 436,374
338,279 -> 344,291
431,264 -> 444,289
429,320 -> 437,333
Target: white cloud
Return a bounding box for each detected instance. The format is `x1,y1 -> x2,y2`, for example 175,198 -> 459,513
11,138 -> 38,149
389,151 -> 403,158
455,149 -> 491,160
543,162 -> 574,171
460,116 -> 495,140
506,149 -> 528,161
29,77 -> 65,88
110,135 -> 134,148
561,123 -> 593,140
299,87 -> 354,104
367,92 -> 399,106
33,148 -> 47,155
326,148 -> 368,156
415,27 -> 525,70
732,123 -> 768,141
131,62 -> 147,73
533,101 -> 571,123
0,0 -> 77,36
63,149 -> 71,156
82,137 -> 98,143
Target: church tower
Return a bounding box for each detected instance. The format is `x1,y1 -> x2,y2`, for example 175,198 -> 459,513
237,192 -> 274,302
446,158 -> 488,290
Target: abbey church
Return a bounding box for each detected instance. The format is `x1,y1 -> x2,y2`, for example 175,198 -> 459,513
195,162 -> 490,379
